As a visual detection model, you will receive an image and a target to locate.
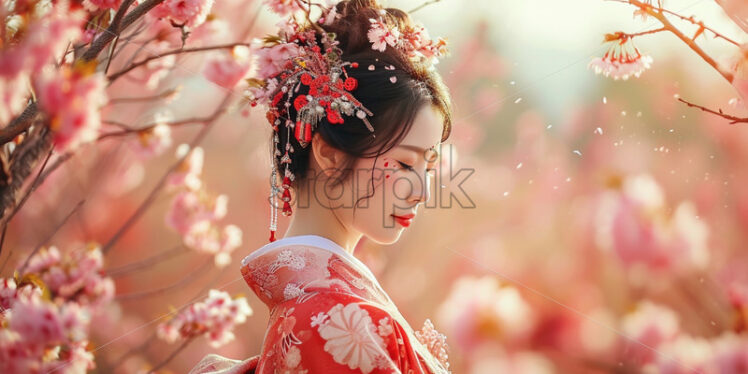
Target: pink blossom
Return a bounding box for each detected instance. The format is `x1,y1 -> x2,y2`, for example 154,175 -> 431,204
202,46 -> 252,89
82,0 -> 124,11
731,43 -> 748,110
130,112 -> 173,159
263,0 -> 304,16
157,289 -> 252,348
190,18 -> 231,46
22,245 -> 115,308
151,0 -> 215,28
33,65 -> 108,151
594,174 -> 710,273
165,190 -> 227,234
183,222 -> 243,267
20,2 -> 85,74
142,40 -> 178,90
167,144 -> 204,191
251,41 -> 301,80
0,290 -> 94,374
588,33 -> 653,80
368,18 -> 400,52
436,276 -> 535,352
645,334 -> 717,374
710,333 -> 748,373
620,301 -> 680,364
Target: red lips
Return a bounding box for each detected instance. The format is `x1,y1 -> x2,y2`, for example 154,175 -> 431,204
391,213 -> 415,228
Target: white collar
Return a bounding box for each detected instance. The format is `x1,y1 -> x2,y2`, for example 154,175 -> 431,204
241,234 -> 378,281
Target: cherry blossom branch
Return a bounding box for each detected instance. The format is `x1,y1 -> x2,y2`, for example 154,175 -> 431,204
81,0 -> 162,62
99,113 -> 217,140
624,27 -> 667,38
0,125 -> 52,220
658,7 -> 741,46
100,92 -> 233,255
15,200 -> 85,275
114,259 -> 212,301
108,85 -> 182,104
409,0 -> 442,13
107,42 -> 251,83
626,0 -> 735,82
106,245 -> 188,278
676,97 -> 748,124
146,337 -> 194,374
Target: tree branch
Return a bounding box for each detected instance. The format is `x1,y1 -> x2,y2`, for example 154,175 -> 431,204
106,42 -> 251,83
677,97 -> 748,124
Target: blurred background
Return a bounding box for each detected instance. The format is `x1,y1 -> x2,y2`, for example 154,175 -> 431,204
2,0 -> 748,372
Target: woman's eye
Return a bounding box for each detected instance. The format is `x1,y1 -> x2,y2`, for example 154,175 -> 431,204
397,161 -> 415,172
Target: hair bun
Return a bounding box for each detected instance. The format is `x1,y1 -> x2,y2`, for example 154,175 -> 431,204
321,0 -> 415,59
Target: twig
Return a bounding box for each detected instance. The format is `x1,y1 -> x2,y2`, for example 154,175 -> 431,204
108,86 -> 181,104
114,259 -> 212,301
659,6 -> 741,46
16,200 -> 85,275
98,113 -> 216,140
100,92 -> 233,255
107,42 -> 251,83
628,0 -> 735,82
677,97 -> 748,124
106,244 -> 187,278
147,338 -> 194,374
0,147 -> 53,255
81,0 -> 163,62
409,0 -> 442,13
625,27 -> 667,38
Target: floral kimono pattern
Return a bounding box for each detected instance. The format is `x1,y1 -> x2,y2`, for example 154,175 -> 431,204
190,234 -> 450,374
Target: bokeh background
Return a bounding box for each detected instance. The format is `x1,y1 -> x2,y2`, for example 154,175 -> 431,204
2,0 -> 748,373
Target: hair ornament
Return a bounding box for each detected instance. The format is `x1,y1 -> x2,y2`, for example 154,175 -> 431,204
244,0 -> 449,243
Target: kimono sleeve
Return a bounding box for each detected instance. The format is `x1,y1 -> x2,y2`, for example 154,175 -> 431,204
258,297 -> 421,374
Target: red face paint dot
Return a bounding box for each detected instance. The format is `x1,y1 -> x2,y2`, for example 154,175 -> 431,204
386,175 -> 390,179
384,161 -> 389,167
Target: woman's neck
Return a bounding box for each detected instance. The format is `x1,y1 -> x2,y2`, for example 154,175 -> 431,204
282,196 -> 362,255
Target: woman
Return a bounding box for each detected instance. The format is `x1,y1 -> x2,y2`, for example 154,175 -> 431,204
190,0 -> 452,372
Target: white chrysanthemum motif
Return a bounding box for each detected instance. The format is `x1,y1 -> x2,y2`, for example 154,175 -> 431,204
588,33 -> 653,80
285,345 -> 302,368
316,303 -> 388,374
275,249 -> 306,270
283,283 -> 304,300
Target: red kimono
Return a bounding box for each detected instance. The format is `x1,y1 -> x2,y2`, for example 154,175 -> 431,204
188,235 -> 451,374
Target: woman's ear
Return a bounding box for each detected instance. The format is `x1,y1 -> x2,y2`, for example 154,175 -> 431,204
311,132 -> 344,177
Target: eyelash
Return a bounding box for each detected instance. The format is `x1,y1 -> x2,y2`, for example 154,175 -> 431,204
397,161 -> 415,172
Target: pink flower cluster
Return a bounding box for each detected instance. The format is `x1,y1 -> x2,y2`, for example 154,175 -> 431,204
588,33 -> 653,80
150,0 -> 215,28
414,319 -> 450,370
157,289 -> 252,348
436,276 -> 535,352
202,46 -> 253,89
22,244 -> 115,309
263,0 -> 305,16
0,279 -> 95,374
620,301 -> 748,373
166,145 -> 243,267
594,174 -> 710,274
82,0 -> 125,11
129,111 -> 174,159
33,64 -> 109,152
367,17 -> 448,64
0,1 -> 85,124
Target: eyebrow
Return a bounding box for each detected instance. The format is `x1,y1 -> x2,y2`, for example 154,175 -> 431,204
396,144 -> 440,162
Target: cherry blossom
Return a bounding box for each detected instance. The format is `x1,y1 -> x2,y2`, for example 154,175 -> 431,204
33,63 -> 108,151
620,301 -> 680,364
22,244 -> 115,308
129,112 -> 174,159
589,33 -> 653,80
82,0 -> 125,11
594,174 -> 710,273
263,0 -> 304,16
202,46 -> 253,89
150,0 -> 216,28
436,276 -> 535,351
157,289 -> 252,348
367,18 -> 400,53
168,144 -> 205,191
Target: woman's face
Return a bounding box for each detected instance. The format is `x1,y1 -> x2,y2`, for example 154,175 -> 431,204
336,104 -> 444,245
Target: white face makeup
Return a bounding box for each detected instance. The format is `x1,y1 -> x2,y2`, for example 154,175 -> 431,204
332,104 -> 444,245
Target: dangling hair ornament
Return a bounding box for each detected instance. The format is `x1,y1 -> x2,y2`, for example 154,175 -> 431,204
244,1 -> 448,242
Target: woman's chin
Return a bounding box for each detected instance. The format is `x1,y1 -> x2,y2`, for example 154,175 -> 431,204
363,227 -> 404,245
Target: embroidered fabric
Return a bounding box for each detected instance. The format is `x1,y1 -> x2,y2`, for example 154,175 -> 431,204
189,234 -> 450,374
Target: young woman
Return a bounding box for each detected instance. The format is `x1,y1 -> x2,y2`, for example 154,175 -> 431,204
189,0 -> 453,372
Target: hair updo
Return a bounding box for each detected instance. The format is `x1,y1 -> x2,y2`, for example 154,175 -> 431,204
271,0 -> 453,195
